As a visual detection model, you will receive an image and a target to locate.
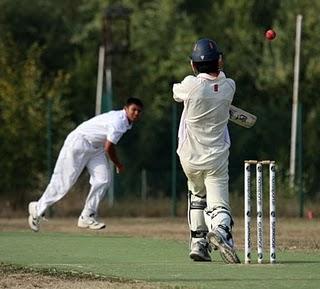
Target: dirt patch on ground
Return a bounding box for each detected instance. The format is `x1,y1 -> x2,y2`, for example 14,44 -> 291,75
1,216 -> 319,249
0,272 -> 159,289
0,270 -> 160,289
0,217 -> 319,288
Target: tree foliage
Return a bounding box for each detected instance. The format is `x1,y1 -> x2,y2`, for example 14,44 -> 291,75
0,37 -> 73,198
0,0 -> 319,207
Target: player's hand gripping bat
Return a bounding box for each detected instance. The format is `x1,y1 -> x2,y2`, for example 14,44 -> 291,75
229,105 -> 257,128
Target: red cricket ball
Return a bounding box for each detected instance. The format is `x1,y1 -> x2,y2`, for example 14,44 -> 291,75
265,29 -> 276,40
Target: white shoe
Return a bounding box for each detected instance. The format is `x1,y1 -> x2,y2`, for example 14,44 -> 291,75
189,240 -> 212,262
207,227 -> 241,264
28,202 -> 41,232
77,214 -> 106,230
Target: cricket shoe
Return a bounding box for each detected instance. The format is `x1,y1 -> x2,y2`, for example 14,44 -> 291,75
207,227 -> 241,264
189,240 -> 212,262
28,201 -> 45,232
77,214 -> 106,230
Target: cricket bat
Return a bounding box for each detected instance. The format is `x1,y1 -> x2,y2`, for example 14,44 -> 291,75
229,105 -> 257,128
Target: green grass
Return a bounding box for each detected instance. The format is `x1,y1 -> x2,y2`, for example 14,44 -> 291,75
0,231 -> 319,289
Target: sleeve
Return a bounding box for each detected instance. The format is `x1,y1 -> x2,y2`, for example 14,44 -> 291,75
106,124 -> 125,145
223,78 -> 236,104
226,78 -> 236,94
172,75 -> 197,102
220,72 -> 236,97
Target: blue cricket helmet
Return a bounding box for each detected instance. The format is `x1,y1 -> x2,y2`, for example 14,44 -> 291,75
191,38 -> 222,62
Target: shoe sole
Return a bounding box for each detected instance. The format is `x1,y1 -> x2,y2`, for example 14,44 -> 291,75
28,203 -> 39,232
77,223 -> 106,230
207,231 -> 241,264
28,215 -> 39,232
189,252 -> 211,262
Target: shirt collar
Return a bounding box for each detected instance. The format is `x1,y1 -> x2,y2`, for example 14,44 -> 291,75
197,71 -> 226,80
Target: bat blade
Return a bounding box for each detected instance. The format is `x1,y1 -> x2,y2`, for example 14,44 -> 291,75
229,105 -> 257,128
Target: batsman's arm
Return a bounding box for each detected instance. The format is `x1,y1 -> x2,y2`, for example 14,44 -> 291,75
229,105 -> 257,128
172,76 -> 198,102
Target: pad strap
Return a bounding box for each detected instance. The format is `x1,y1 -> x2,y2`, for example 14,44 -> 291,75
191,230 -> 208,238
205,206 -> 234,228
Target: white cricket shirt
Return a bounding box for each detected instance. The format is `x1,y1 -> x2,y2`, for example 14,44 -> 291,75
75,109 -> 132,146
173,72 -> 235,169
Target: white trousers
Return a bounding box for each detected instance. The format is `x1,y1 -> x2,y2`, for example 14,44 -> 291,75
181,158 -> 232,234
37,131 -> 111,217
181,159 -> 230,210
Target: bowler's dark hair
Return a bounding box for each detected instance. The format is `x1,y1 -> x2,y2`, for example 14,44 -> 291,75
193,60 -> 219,74
126,97 -> 144,108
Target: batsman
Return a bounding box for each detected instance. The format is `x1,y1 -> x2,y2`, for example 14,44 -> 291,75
172,38 -> 241,263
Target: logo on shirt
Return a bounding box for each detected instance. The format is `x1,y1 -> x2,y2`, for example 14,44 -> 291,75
213,84 -> 219,92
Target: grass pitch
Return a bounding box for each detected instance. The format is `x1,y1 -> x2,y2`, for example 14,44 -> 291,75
0,230 -> 319,289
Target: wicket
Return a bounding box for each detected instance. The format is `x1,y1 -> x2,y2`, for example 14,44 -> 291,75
244,160 -> 276,264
